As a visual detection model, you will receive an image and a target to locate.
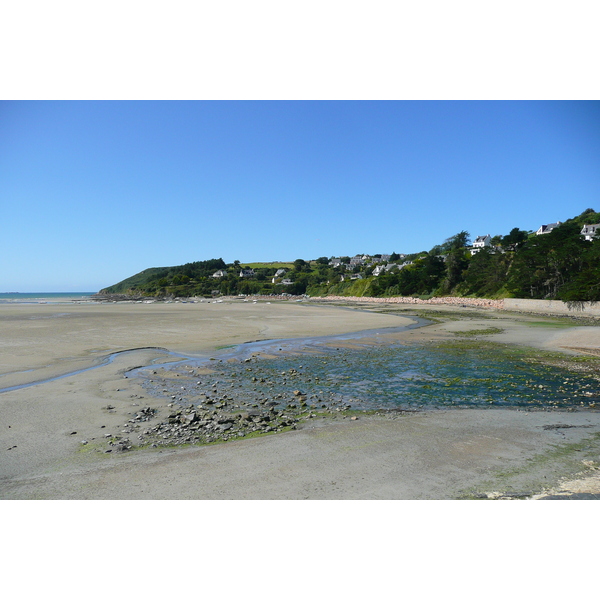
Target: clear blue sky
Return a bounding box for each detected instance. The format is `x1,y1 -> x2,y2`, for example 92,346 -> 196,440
1,100 -> 599,292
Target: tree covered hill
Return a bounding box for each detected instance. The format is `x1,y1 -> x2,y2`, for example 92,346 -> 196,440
101,258 -> 228,295
100,208 -> 600,302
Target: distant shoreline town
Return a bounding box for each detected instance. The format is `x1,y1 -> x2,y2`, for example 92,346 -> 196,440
98,208 -> 599,304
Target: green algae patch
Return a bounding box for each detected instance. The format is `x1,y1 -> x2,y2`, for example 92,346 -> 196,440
453,327 -> 504,337
413,309 -> 499,322
459,432 -> 600,500
226,339 -> 598,410
524,320 -> 574,329
76,440 -> 106,456
134,326 -> 600,436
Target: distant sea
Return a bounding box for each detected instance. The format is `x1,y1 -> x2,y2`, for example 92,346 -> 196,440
0,292 -> 96,304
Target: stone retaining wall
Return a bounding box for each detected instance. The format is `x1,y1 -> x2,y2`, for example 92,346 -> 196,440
92,292 -> 599,318
504,298 -> 600,317
317,296 -> 505,309
313,295 -> 600,318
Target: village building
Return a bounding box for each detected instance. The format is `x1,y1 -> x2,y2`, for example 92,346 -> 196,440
536,222 -> 561,235
398,260 -> 414,269
470,234 -> 492,255
271,268 -> 287,283
372,263 -> 398,276
580,223 -> 600,241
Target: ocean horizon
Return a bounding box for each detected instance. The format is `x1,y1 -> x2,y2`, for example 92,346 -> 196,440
0,292 -> 96,304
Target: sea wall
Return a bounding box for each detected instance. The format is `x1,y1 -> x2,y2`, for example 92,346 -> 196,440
315,295 -> 600,317
503,298 -> 600,317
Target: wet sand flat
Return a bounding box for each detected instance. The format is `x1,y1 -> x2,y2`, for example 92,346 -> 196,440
4,406 -> 600,500
0,300 -> 411,389
2,299 -> 600,500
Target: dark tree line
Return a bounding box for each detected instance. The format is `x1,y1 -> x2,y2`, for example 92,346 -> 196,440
363,209 -> 600,301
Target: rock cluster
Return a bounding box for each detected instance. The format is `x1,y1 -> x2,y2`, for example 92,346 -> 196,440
144,405 -> 299,447
100,355 -> 364,451
104,401 -> 309,450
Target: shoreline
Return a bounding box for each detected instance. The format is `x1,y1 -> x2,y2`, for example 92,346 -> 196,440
2,300 -> 600,499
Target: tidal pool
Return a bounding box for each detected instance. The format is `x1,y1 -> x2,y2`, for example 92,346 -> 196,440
140,335 -> 600,412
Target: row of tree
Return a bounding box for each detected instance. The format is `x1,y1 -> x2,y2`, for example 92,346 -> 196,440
101,208 -> 600,302
363,209 -> 600,301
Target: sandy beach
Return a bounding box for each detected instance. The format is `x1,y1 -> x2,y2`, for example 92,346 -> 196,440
2,298 -> 600,500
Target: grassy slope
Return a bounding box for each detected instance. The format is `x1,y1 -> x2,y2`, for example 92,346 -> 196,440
100,267 -> 168,294
241,262 -> 296,269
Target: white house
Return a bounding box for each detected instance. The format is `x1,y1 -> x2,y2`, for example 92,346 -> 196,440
239,269 -> 255,278
581,223 -> 600,241
372,264 -> 397,276
470,234 -> 492,255
473,234 -> 492,248
536,222 -> 561,235
212,270 -> 228,278
271,268 -> 287,283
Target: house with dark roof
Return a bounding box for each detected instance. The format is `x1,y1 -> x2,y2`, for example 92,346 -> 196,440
535,222 -> 561,235
271,269 -> 287,283
470,234 -> 492,255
